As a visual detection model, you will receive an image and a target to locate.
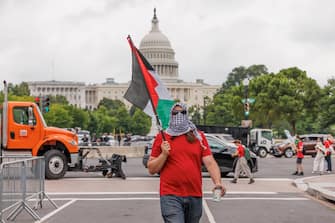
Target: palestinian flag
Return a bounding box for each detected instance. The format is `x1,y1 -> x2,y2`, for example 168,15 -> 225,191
124,36 -> 174,129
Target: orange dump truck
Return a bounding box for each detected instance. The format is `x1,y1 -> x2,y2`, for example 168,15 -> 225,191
0,81 -> 118,179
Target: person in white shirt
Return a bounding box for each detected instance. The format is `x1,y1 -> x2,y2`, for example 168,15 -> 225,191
312,138 -> 325,175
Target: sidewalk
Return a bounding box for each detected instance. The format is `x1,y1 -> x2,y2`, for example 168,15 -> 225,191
293,173 -> 335,202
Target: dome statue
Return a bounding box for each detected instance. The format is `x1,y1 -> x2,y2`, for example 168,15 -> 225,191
139,8 -> 179,82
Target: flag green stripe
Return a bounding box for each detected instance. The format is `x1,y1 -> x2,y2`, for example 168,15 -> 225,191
157,99 -> 175,129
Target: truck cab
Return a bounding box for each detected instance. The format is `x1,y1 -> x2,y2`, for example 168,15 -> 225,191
249,128 -> 274,158
1,101 -> 79,179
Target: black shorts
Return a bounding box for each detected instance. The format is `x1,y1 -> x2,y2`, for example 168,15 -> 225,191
296,158 -> 303,164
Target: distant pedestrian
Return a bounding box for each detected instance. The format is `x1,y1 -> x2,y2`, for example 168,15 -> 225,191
117,134 -> 122,146
91,133 -> 97,143
324,136 -> 334,173
312,138 -> 325,175
292,135 -> 304,176
82,134 -> 89,143
231,139 -> 254,184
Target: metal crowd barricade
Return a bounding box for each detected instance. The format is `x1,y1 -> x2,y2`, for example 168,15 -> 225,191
0,156 -> 58,222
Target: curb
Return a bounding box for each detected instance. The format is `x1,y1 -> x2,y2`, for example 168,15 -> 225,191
293,175 -> 335,202
307,183 -> 335,201
292,176 -> 314,192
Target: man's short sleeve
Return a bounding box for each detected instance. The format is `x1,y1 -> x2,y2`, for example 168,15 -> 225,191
200,131 -> 212,157
150,133 -> 163,158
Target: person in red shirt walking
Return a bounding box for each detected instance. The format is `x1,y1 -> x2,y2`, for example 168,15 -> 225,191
148,103 -> 226,223
292,136 -> 304,176
324,136 -> 334,173
231,140 -> 254,184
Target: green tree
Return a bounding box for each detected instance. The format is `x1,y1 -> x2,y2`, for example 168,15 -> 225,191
94,105 -> 117,134
222,65 -> 268,90
206,85 -> 244,126
8,82 -> 30,96
68,105 -> 89,130
115,106 -> 132,133
88,111 -> 99,135
43,104 -> 73,128
51,95 -> 69,105
319,78 -> 335,134
189,105 -> 202,125
98,98 -> 123,110
130,109 -> 151,135
250,67 -> 321,134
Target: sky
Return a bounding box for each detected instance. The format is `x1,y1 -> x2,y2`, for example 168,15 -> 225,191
1,0 -> 335,87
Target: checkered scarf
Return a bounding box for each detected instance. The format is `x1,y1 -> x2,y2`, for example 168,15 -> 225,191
166,103 -> 202,141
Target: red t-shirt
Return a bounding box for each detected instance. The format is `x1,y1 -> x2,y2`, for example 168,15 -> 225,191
324,140 -> 331,155
237,144 -> 245,157
297,141 -> 304,158
151,131 -> 212,197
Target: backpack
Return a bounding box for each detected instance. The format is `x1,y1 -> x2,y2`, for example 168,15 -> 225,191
244,147 -> 251,160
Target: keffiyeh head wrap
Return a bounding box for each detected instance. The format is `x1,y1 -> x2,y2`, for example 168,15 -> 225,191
166,103 -> 202,141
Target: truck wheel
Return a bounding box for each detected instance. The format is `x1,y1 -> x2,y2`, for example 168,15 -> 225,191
284,148 -> 294,158
44,150 -> 67,179
257,148 -> 268,158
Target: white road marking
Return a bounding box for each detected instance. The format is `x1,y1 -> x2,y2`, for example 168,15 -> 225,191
204,191 -> 277,194
203,199 -> 216,223
47,191 -> 159,195
47,191 -> 278,195
39,197 -> 308,201
34,199 -> 77,223
205,197 -> 308,201
33,195 -> 308,222
60,177 -> 293,181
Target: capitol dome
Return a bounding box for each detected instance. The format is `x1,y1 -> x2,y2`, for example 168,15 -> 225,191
139,8 -> 179,82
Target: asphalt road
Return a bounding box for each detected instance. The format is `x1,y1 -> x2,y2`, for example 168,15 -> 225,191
7,156 -> 335,223
64,155 -> 319,179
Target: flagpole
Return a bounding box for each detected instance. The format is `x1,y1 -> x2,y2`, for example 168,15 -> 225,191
127,35 -> 166,140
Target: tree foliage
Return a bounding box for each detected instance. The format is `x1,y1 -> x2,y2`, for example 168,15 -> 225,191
209,66 -> 322,135
222,64 -> 268,90
8,82 -> 30,96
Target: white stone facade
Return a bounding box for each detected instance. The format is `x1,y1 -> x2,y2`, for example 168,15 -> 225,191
28,80 -> 87,108
27,9 -> 220,110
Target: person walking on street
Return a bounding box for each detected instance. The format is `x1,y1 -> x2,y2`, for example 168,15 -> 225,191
292,135 -> 304,176
148,103 -> 226,223
324,136 -> 334,173
117,134 -> 122,146
312,138 -> 325,175
230,140 -> 255,184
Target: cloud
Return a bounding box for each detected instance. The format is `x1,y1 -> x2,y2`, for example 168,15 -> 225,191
1,0 -> 335,86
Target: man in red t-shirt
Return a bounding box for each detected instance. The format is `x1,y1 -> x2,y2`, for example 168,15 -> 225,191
148,103 -> 226,223
230,140 -> 254,184
292,136 -> 304,176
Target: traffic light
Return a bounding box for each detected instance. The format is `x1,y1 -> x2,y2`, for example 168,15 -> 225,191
244,102 -> 250,117
42,96 -> 50,113
34,97 -> 40,107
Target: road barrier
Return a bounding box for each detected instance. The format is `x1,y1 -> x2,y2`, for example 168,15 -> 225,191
0,156 -> 58,222
80,145 -> 146,158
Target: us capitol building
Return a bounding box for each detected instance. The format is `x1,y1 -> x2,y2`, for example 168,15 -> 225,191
28,9 -> 220,111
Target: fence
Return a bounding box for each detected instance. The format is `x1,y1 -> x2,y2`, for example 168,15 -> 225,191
0,156 -> 58,222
